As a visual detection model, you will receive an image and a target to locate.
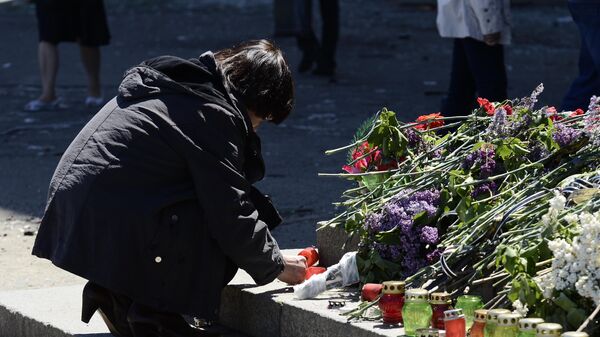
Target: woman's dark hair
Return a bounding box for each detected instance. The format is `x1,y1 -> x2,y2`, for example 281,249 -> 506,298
214,39 -> 294,124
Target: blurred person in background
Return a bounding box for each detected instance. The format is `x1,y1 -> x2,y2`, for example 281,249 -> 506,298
24,0 -> 110,111
437,0 -> 511,116
296,0 -> 339,77
560,0 -> 600,112
31,40 -> 306,337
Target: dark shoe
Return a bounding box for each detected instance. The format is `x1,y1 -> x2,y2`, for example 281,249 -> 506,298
127,303 -> 219,337
82,281 -> 133,337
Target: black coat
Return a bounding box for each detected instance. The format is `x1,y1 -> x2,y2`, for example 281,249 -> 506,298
32,53 -> 285,319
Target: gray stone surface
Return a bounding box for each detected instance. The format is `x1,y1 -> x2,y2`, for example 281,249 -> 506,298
0,249 -> 406,337
0,285 -> 111,337
221,249 -> 407,337
316,225 -> 360,267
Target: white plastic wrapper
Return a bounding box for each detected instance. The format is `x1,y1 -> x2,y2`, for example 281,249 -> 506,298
293,252 -> 359,299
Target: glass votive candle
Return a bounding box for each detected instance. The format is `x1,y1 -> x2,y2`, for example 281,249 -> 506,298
518,318 -> 545,337
430,292 -> 452,330
485,309 -> 511,337
495,313 -> 521,337
378,281 -> 405,324
455,295 -> 483,330
444,308 -> 466,337
403,288 -> 433,336
536,323 -> 563,337
470,309 -> 488,337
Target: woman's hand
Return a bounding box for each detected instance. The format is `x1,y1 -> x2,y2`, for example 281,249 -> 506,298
277,255 -> 307,285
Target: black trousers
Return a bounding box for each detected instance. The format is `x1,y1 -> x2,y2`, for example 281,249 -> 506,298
561,1 -> 600,111
83,282 -> 214,337
441,38 -> 508,117
296,0 -> 339,70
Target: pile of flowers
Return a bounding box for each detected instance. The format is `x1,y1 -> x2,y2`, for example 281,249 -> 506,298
320,85 -> 600,332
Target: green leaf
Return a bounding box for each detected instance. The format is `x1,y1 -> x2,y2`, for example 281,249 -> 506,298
496,144 -> 514,160
375,227 -> 401,245
412,211 -> 429,226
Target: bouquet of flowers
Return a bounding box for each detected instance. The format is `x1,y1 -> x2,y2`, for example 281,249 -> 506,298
320,85 -> 600,331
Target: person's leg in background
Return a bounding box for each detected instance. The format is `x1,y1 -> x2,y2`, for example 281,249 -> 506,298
462,37 -> 508,104
313,0 -> 339,76
441,39 -> 477,117
561,2 -> 600,112
79,45 -> 103,102
296,0 -> 319,73
38,41 -> 59,103
24,1 -> 64,111
77,0 -> 111,106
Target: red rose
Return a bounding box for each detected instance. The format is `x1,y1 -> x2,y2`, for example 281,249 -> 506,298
503,104 -> 513,116
415,112 -> 444,130
569,108 -> 585,117
546,106 -> 563,121
477,97 -> 495,115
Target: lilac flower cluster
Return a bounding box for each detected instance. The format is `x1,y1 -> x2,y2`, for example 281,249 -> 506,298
364,189 -> 441,275
405,128 -> 442,159
584,95 -> 600,147
517,83 -> 544,111
406,128 -> 422,148
553,124 -> 582,148
471,181 -> 497,198
528,141 -> 550,162
486,107 -> 509,138
462,148 -> 496,178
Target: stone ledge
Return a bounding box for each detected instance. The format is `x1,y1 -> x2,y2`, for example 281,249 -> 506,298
220,249 -> 406,337
0,249 -> 405,337
0,285 -> 111,337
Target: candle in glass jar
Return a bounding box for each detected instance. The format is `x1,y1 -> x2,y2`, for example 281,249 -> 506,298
444,309 -> 466,337
470,309 -> 488,337
484,309 -> 510,337
378,281 -> 405,324
403,288 -> 433,335
536,323 -> 562,337
430,292 -> 452,330
495,313 -> 521,337
517,318 -> 544,337
455,295 -> 483,330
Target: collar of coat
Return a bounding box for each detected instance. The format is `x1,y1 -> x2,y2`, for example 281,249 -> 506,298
118,52 -> 265,183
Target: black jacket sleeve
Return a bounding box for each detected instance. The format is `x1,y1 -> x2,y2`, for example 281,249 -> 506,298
183,104 -> 285,285
249,186 -> 283,231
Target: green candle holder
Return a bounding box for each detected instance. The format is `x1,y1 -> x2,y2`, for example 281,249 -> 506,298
455,295 -> 483,330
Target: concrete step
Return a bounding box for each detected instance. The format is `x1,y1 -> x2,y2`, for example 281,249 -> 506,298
0,249 -> 405,337
220,249 -> 404,337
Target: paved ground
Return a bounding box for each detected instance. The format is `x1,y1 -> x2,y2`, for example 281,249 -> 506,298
0,0 -> 581,290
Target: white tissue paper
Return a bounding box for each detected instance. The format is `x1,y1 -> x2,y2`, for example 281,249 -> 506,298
293,251 -> 359,299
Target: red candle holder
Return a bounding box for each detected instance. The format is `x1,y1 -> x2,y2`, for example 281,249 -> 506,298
305,266 -> 326,280
444,309 -> 466,337
378,281 -> 405,324
298,247 -> 319,267
430,292 -> 452,330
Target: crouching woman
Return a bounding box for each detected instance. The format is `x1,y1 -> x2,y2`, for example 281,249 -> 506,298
32,39 -> 306,337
